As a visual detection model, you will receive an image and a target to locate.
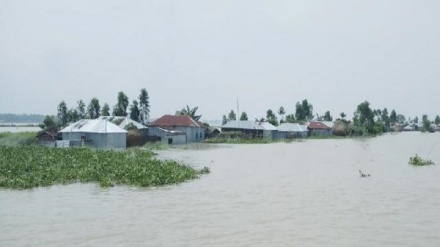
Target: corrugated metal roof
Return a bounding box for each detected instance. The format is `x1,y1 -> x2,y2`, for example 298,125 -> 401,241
59,119 -> 127,133
222,120 -> 264,130
99,116 -> 147,129
322,121 -> 334,128
258,122 -> 278,130
278,123 -> 308,132
308,121 -> 329,130
148,115 -> 203,128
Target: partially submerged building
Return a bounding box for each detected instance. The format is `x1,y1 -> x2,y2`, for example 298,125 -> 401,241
99,116 -> 148,137
221,120 -> 264,138
308,121 -> 333,136
59,119 -> 127,149
278,123 -> 308,139
148,115 -> 205,144
259,122 -> 279,139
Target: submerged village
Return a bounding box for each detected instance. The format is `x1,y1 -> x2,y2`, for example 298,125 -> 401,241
22,89 -> 440,149
1,88 -> 439,189
2,87 -> 439,149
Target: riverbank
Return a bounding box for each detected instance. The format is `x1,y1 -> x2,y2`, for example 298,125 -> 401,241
0,145 -> 208,189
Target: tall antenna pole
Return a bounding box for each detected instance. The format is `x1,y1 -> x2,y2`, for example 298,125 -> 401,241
237,97 -> 241,118
237,97 -> 240,128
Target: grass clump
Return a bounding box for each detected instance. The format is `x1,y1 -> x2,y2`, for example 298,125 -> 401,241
409,154 -> 435,166
0,145 -> 206,189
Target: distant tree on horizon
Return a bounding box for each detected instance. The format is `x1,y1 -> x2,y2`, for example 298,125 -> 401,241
222,115 -> 228,125
295,99 -> 313,122
177,105 -> 202,121
101,103 -> 110,116
285,114 -> 295,123
228,110 -> 236,121
87,98 -> 100,119
138,88 -> 150,124
57,101 -> 68,127
77,100 -> 86,119
353,101 -> 375,134
129,100 -> 140,122
240,112 -> 248,121
323,111 -> 333,122
113,91 -> 129,116
390,109 -> 397,123
278,106 -> 285,123
266,109 -> 278,126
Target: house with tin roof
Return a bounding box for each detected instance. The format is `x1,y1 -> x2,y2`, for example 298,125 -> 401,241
278,123 -> 308,139
58,119 -> 127,149
148,115 -> 205,143
221,120 -> 264,138
308,121 -> 333,136
99,116 -> 148,137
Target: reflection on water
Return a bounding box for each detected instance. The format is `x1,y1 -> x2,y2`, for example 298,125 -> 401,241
1,132 -> 439,246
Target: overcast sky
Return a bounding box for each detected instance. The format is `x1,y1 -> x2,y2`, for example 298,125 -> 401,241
1,0 -> 439,121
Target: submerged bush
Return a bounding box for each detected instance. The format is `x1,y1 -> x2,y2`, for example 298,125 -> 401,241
409,154 -> 434,166
0,146 -> 205,189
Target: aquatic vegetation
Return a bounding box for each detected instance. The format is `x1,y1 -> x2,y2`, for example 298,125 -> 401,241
409,154 -> 434,166
0,145 -> 205,189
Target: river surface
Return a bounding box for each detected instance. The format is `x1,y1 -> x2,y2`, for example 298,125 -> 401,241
1,132 -> 439,246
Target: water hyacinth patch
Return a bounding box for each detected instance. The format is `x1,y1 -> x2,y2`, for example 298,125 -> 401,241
409,154 -> 435,166
0,146 -> 207,189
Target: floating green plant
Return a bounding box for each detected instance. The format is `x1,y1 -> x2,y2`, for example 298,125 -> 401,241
409,154 -> 435,166
0,145 -> 206,189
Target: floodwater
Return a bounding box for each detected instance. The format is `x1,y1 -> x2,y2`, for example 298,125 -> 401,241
1,132 -> 440,246
0,126 -> 41,133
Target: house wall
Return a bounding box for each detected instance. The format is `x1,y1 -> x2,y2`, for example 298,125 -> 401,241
278,131 -> 308,139
221,128 -> 263,138
61,132 -> 126,149
149,126 -> 204,143
309,129 -> 333,136
161,134 -> 187,145
263,130 -> 279,139
175,126 -> 204,142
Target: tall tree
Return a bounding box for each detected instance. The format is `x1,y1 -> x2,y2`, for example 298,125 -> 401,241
323,111 -> 333,121
285,114 -> 295,123
77,100 -> 86,119
340,112 -> 346,119
39,115 -> 57,131
67,108 -> 79,122
295,99 -> 313,122
57,101 -> 68,127
101,103 -> 110,116
228,110 -> 236,121
87,98 -> 100,119
129,100 -> 140,122
138,88 -> 150,124
266,109 -> 279,126
113,91 -> 129,116
177,105 -> 202,121
435,115 -> 440,125
390,109 -> 397,123
278,106 -> 286,122
422,114 -> 430,131
354,101 -> 375,134
381,108 -> 390,128
222,115 -> 228,125
240,112 -> 248,121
